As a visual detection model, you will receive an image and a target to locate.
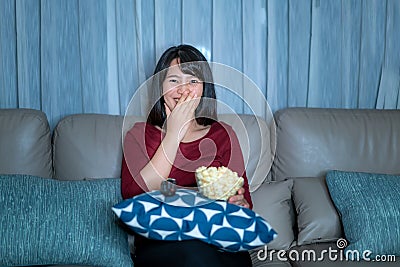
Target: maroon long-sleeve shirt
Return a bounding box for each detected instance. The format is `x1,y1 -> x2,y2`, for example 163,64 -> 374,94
121,121 -> 253,209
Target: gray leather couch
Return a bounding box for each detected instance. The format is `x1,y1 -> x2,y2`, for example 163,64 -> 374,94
1,108 -> 399,267
251,108 -> 400,267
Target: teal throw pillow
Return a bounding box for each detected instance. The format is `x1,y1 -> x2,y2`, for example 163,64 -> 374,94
0,174 -> 132,267
326,170 -> 400,259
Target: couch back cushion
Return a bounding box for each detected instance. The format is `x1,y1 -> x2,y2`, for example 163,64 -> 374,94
218,114 -> 274,192
272,108 -> 400,181
0,109 -> 52,178
53,113 -> 273,188
53,114 -> 143,180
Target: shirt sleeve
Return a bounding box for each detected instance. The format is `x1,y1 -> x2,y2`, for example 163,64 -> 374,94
121,123 -> 150,199
222,124 -> 253,209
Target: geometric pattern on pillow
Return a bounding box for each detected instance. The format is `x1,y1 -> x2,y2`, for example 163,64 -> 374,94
112,189 -> 277,252
326,170 -> 400,258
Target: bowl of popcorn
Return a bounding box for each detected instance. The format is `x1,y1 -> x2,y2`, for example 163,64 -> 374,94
195,166 -> 244,200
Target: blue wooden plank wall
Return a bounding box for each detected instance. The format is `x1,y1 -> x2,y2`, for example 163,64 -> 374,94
288,0 -> 311,108
309,0 -> 342,108
79,0 -> 109,114
115,0 -> 140,115
41,0 -> 83,128
341,0 -> 361,108
267,0 -> 288,112
1,0 -> 400,129
243,0 -> 267,116
0,0 -> 17,108
213,0 -> 243,114
16,0 -> 41,110
358,0 -> 387,109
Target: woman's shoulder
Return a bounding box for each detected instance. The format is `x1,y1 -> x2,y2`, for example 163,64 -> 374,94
126,121 -> 145,133
209,121 -> 237,139
126,122 -> 159,136
212,120 -> 234,133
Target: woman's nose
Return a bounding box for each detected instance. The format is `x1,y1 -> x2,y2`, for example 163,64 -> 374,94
177,83 -> 190,94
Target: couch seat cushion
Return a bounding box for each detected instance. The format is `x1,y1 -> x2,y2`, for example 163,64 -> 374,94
292,177 -> 342,245
251,179 -> 295,250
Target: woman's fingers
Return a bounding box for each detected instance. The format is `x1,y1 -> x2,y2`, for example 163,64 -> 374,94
228,187 -> 249,208
165,89 -> 195,141
228,193 -> 243,203
185,92 -> 199,113
175,90 -> 198,115
165,87 -> 199,141
177,90 -> 190,104
228,196 -> 249,208
237,187 -> 245,195
164,103 -> 171,118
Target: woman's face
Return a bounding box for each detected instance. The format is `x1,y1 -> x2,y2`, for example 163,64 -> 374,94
162,58 -> 203,111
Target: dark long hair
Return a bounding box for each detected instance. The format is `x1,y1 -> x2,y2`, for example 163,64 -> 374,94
147,44 -> 217,127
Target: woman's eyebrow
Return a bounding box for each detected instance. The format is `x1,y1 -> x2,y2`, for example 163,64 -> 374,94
166,74 -> 180,79
166,74 -> 199,79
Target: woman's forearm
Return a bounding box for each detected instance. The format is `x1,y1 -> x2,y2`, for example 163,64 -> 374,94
139,133 -> 180,191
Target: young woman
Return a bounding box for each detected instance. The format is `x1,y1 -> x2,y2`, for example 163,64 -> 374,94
121,44 -> 253,267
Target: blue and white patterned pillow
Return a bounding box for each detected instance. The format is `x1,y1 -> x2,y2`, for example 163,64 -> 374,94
112,189 -> 277,252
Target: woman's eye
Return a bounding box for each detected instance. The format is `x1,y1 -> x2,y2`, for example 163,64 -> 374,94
169,79 -> 178,83
190,80 -> 200,84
